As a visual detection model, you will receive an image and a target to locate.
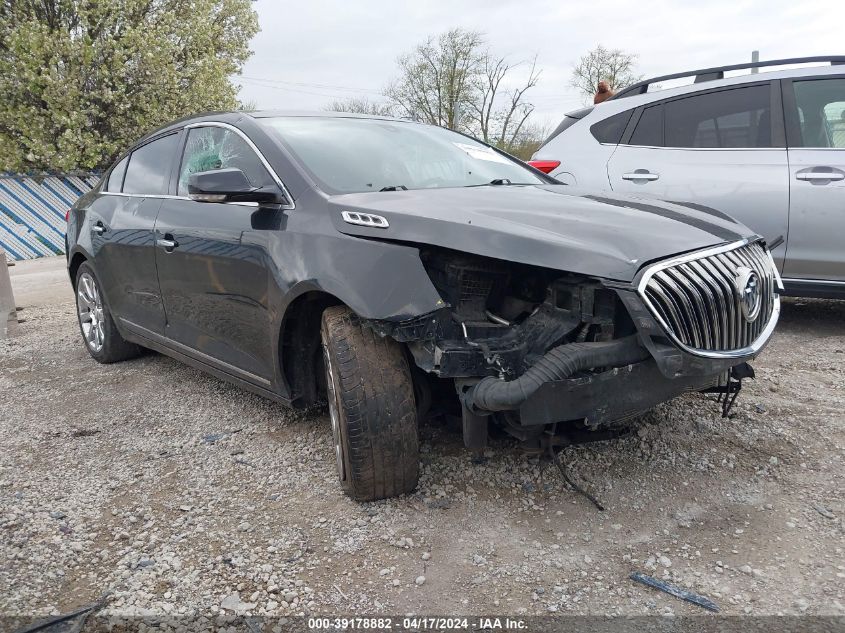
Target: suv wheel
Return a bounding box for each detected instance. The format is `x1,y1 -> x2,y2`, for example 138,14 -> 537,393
75,262 -> 140,363
320,305 -> 419,501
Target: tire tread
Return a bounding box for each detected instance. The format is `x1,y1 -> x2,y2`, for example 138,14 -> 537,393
321,305 -> 419,501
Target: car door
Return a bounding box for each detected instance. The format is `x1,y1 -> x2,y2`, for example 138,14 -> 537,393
153,123 -> 277,384
90,134 -> 178,333
781,75 -> 845,285
606,83 -> 791,269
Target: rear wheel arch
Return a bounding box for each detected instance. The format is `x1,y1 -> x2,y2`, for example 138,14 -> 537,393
68,252 -> 88,289
74,261 -> 140,363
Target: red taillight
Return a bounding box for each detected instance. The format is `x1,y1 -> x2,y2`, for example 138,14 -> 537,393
528,160 -> 561,174
65,209 -> 71,223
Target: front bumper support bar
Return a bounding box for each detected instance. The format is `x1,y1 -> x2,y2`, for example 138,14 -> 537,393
518,359 -> 722,427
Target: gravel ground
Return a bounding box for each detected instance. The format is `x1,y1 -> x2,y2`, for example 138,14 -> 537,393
1,294 -> 844,624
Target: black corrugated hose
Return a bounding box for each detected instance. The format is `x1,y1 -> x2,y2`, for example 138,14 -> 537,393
467,335 -> 650,413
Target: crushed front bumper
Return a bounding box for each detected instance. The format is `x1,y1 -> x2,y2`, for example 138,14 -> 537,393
517,358 -> 722,427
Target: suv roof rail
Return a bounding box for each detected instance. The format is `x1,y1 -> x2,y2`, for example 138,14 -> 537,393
611,55 -> 845,100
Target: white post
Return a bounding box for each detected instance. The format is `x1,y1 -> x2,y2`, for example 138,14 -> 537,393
751,50 -> 760,73
0,250 -> 17,338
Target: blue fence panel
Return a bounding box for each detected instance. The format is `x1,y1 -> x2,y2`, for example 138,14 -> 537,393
0,173 -> 100,260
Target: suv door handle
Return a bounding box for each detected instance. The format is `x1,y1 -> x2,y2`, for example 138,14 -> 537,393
622,171 -> 659,182
92,221 -> 107,235
796,168 -> 845,182
156,235 -> 179,252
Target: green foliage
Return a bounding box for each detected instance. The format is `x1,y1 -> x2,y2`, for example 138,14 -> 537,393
0,0 -> 259,172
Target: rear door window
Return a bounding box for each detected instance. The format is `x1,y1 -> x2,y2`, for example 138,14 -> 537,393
792,78 -> 845,148
123,133 -> 179,195
590,110 -> 633,144
177,126 -> 274,196
629,105 -> 663,147
105,156 -> 128,192
663,85 -> 772,148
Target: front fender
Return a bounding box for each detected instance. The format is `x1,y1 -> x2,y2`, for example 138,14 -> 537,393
275,238 -> 445,321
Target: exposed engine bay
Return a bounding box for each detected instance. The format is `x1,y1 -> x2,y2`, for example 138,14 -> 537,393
365,246 -> 764,455
377,246 -> 638,376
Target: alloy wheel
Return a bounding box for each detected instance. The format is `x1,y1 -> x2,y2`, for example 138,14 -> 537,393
77,272 -> 105,353
322,341 -> 346,481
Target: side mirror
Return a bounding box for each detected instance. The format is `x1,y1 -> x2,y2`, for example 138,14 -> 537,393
188,168 -> 283,204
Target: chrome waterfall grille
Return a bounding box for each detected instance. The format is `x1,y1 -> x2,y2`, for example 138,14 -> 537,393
638,240 -> 779,356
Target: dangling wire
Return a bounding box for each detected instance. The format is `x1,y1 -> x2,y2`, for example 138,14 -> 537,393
721,378 -> 743,418
547,444 -> 605,511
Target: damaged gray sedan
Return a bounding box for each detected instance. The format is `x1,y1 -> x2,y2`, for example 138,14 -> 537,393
66,112 -> 782,501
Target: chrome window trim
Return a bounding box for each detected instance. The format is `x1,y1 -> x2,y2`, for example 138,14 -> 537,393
636,238 -> 781,359
101,192 -> 186,200
182,121 -> 295,210
787,146 -> 845,151
620,145 -> 784,151
99,191 -> 260,208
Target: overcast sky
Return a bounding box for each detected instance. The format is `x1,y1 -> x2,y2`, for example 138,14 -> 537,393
236,0 -> 845,130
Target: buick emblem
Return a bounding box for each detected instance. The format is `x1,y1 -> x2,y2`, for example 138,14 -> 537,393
735,266 -> 761,322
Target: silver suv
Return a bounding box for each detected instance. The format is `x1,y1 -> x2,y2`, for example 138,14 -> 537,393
531,56 -> 845,298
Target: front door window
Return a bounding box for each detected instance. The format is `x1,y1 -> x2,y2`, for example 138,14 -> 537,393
793,79 -> 845,148
177,127 -> 274,196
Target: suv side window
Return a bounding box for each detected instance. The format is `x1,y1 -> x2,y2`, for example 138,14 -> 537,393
105,155 -> 128,192
629,104 -> 663,147
178,126 -> 274,197
792,78 -> 845,148
123,134 -> 179,195
590,110 -> 634,144
629,105 -> 663,147
664,85 -> 772,148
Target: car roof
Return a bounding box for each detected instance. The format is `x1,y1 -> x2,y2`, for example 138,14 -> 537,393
562,59 -> 845,122
611,55 -> 845,101
133,110 -> 417,147
248,110 -> 408,122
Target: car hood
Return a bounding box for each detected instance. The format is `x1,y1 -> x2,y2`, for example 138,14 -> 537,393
327,185 -> 754,282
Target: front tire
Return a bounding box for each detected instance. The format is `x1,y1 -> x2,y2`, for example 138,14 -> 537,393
320,306 -> 419,501
75,262 -> 140,363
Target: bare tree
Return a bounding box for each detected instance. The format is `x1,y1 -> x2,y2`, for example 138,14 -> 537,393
385,29 -> 485,131
570,44 -> 642,103
326,96 -> 395,117
384,29 -> 542,154
471,54 -> 541,149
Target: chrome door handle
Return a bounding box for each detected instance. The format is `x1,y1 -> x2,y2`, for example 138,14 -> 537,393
156,238 -> 178,251
622,171 -> 659,182
796,171 -> 845,182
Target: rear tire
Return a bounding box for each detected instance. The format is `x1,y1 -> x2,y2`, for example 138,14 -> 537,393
320,305 -> 419,501
75,262 -> 141,363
